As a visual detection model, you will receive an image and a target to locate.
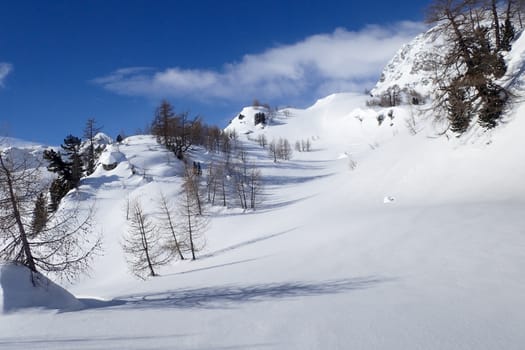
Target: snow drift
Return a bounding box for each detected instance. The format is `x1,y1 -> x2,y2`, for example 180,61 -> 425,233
0,263 -> 83,313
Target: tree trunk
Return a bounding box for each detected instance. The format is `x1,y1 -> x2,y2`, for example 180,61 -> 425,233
492,0 -> 501,50
137,212 -> 156,276
0,155 -> 36,272
187,208 -> 196,260
166,210 -> 185,260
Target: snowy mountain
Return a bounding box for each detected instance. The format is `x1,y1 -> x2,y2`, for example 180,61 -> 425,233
370,25 -> 445,103
0,137 -> 50,168
1,25 -> 525,350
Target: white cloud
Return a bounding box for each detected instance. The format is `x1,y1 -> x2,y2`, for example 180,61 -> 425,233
94,21 -> 426,104
0,63 -> 13,87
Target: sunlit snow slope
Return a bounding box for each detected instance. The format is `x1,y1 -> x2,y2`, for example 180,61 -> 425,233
1,32 -> 525,350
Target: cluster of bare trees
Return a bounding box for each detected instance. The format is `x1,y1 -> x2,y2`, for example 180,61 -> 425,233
204,149 -> 263,210
122,166 -> 208,279
294,139 -> 312,152
150,101 -> 202,160
122,147 -> 265,278
230,150 -> 263,210
151,100 -> 238,159
269,138 -> 293,162
0,151 -> 101,283
428,0 -> 523,133
256,134 -> 268,148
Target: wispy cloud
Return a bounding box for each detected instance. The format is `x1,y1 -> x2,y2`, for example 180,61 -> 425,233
94,21 -> 426,105
0,63 -> 13,87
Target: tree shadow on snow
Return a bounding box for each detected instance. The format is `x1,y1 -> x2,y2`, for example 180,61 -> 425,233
0,334 -> 198,349
254,161 -> 328,171
263,173 -> 335,187
200,228 -> 298,258
212,195 -> 315,217
165,257 -> 264,276
79,276 -> 390,312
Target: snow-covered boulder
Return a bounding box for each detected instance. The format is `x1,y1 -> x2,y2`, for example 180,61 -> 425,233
92,132 -> 113,146
99,145 -> 126,171
0,263 -> 83,313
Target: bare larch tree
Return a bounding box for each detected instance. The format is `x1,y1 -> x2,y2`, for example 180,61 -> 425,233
0,151 -> 101,282
122,199 -> 170,279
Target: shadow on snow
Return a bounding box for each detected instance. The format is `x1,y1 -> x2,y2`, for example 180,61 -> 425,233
200,228 -> 298,258
76,276 -> 390,312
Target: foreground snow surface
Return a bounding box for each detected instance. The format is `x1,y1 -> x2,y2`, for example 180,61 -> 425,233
1,94 -> 525,349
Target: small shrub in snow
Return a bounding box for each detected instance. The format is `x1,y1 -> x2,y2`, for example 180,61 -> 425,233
377,114 -> 385,126
405,113 -> 420,135
348,157 -> 357,170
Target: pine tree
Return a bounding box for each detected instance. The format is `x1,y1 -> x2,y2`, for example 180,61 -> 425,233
43,135 -> 85,211
30,193 -> 48,238
61,135 -> 83,187
427,0 -> 512,133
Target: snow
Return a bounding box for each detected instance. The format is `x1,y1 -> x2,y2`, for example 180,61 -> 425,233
1,26 -> 525,350
0,263 -> 83,313
370,25 -> 445,100
98,145 -> 126,166
0,138 -> 50,170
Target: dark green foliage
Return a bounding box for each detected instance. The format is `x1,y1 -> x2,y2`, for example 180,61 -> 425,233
254,112 -> 266,126
43,135 -> 84,211
62,135 -> 83,186
468,26 -> 506,80
501,18 -> 515,51
43,149 -> 73,211
446,80 -> 473,134
48,178 -> 69,212
30,193 -> 48,238
428,0 -> 516,134
57,135 -> 83,191
43,149 -> 66,174
478,84 -> 508,129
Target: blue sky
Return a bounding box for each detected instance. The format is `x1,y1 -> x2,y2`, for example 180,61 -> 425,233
0,0 -> 430,145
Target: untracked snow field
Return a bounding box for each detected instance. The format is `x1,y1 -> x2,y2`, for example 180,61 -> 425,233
1,94 -> 525,349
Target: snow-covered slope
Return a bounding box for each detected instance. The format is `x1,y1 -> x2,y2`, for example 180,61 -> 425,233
0,263 -> 83,313
370,26 -> 444,102
370,23 -> 525,109
0,137 -> 50,169
1,88 -> 523,349
1,27 -> 525,350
